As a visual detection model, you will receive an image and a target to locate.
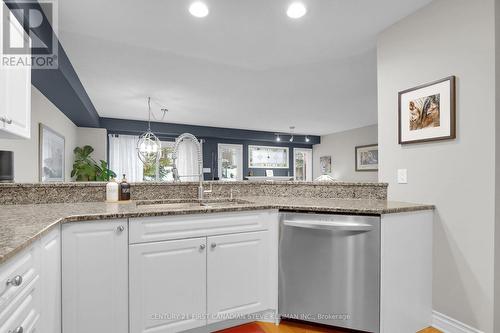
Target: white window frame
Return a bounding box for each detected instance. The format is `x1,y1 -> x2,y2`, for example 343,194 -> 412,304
145,141 -> 175,182
293,148 -> 313,181
218,143 -> 243,181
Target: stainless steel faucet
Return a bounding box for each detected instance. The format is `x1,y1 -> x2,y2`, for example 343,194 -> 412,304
171,133 -> 210,201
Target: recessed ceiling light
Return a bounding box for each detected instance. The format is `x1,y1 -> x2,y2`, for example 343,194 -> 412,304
189,2 -> 209,18
287,2 -> 307,19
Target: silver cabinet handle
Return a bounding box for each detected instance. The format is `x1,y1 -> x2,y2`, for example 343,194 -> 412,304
116,225 -> 125,232
9,326 -> 23,333
6,275 -> 22,287
199,244 -> 206,250
211,243 -> 217,249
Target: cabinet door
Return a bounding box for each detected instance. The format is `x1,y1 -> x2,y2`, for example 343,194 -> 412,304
0,3 -> 31,139
40,227 -> 61,333
62,220 -> 128,333
130,237 -> 207,333
207,231 -> 271,324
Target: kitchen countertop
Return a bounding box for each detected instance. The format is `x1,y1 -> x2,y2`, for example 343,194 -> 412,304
0,197 -> 433,265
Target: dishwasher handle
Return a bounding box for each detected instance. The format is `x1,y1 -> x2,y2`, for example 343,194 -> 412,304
283,219 -> 374,232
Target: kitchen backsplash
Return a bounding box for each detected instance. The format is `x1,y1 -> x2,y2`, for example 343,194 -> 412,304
0,181 -> 388,205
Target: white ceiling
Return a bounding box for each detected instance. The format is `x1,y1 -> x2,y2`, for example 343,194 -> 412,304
57,0 -> 432,135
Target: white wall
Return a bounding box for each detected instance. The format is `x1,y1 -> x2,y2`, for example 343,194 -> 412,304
76,127 -> 107,162
378,0 -> 496,331
0,87 -> 78,182
313,125 -> 378,182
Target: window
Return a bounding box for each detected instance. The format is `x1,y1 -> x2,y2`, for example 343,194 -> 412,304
294,148 -> 312,181
218,144 -> 243,181
143,141 -> 175,182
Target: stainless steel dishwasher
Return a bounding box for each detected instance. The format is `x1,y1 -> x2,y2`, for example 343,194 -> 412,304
279,212 -> 380,333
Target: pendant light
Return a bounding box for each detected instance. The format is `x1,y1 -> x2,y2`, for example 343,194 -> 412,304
137,97 -> 161,163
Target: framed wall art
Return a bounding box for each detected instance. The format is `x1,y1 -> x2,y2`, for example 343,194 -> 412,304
398,76 -> 456,144
248,145 -> 289,169
319,155 -> 331,174
355,144 -> 378,172
39,124 -> 65,182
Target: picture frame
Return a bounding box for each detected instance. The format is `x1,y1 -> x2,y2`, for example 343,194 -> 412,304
398,76 -> 456,144
248,145 -> 289,169
319,156 -> 332,174
355,144 -> 378,172
39,123 -> 65,182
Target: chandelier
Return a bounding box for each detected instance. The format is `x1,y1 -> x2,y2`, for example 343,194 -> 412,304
137,97 -> 161,163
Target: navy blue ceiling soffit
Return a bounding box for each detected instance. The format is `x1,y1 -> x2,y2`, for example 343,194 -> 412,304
5,0 -> 100,127
101,118 -> 320,145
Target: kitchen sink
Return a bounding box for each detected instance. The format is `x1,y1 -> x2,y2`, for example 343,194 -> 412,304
135,198 -> 252,210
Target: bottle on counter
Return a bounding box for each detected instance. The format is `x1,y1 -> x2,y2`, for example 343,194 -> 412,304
106,177 -> 119,202
119,174 -> 131,201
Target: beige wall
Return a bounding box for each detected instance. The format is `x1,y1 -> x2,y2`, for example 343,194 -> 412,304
0,87 -> 78,182
76,127 -> 107,162
495,0 -> 500,330
378,0 -> 496,331
313,125 -> 378,182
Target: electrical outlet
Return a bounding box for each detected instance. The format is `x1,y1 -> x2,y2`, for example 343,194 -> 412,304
397,169 -> 408,184
203,168 -> 211,173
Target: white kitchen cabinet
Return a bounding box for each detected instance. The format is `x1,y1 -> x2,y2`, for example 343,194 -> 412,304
129,210 -> 279,333
40,227 -> 61,333
0,227 -> 60,333
62,220 -> 128,333
0,2 -> 31,139
129,237 -> 207,333
207,231 -> 272,324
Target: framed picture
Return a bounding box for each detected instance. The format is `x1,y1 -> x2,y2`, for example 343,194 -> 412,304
355,144 -> 378,172
248,145 -> 289,169
320,156 -> 331,174
39,124 -> 65,182
398,76 -> 456,144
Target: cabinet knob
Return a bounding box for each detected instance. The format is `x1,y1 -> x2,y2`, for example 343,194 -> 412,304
211,243 -> 217,249
116,225 -> 125,233
199,244 -> 206,250
9,326 -> 23,333
6,275 -> 22,287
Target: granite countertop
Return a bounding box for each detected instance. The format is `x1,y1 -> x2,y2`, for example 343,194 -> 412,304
0,197 -> 433,265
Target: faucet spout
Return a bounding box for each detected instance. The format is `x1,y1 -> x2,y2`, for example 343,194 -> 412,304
172,133 -> 205,200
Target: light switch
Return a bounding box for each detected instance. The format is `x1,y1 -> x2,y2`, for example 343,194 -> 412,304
397,169 -> 408,184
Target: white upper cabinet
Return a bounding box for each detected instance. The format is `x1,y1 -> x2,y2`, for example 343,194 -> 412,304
0,3 -> 31,139
129,237 -> 208,333
62,220 -> 128,333
207,231 -> 272,324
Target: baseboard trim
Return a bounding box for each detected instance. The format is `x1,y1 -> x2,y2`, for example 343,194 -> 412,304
432,311 -> 483,333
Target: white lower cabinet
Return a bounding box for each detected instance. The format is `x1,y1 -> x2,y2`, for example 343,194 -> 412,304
0,227 -> 60,333
129,210 -> 279,333
129,237 -> 208,333
40,228 -> 61,333
62,220 -> 128,333
207,231 -> 271,324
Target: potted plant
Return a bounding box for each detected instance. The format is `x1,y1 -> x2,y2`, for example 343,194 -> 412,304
71,145 -> 116,181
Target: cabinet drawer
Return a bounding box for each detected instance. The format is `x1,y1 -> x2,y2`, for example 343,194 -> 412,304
0,245 -> 38,313
0,275 -> 40,332
130,210 -> 275,244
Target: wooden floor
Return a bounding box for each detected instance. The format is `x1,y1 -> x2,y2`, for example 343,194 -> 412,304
216,321 -> 442,333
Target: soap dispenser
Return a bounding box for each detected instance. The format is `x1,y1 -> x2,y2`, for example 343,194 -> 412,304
106,177 -> 119,202
119,174 -> 131,201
